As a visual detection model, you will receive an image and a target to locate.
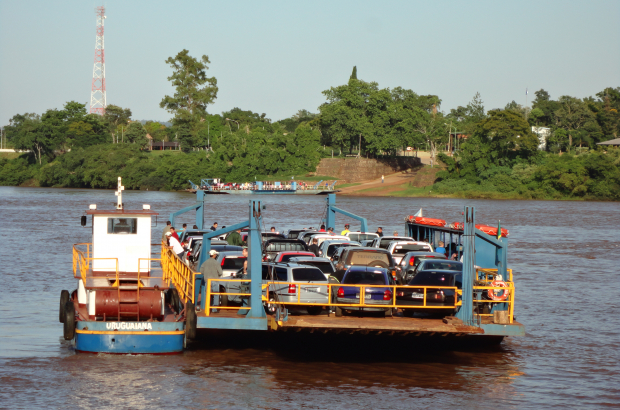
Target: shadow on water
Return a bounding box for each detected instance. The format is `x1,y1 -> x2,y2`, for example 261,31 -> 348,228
181,330 -> 524,392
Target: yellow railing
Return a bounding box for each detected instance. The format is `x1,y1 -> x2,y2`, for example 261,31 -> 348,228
205,279 -> 459,314
161,242 -> 195,304
72,243 -> 118,284
474,268 -> 515,323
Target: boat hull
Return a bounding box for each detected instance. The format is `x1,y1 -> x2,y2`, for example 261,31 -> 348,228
75,321 -> 185,354
188,189 -> 339,195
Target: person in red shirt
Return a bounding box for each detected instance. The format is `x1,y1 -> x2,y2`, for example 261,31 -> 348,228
319,224 -> 326,232
170,226 -> 181,242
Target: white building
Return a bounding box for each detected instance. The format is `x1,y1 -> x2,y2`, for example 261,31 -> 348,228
532,126 -> 551,150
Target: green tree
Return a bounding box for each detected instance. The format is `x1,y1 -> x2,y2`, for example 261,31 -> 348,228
160,49 -> 218,149
125,122 -> 148,148
554,96 -> 594,149
350,66 -> 357,80
103,105 -> 132,143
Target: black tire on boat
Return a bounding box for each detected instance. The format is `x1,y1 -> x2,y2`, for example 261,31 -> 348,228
185,302 -> 197,340
335,306 -> 343,317
63,301 -> 75,340
59,290 -> 70,323
170,289 -> 180,313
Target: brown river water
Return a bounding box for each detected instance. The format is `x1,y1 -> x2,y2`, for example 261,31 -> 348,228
0,187 -> 618,409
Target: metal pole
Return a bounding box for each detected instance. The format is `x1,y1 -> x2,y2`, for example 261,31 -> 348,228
248,200 -> 266,318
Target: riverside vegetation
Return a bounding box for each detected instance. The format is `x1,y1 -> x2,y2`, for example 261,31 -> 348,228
1,50 -> 619,200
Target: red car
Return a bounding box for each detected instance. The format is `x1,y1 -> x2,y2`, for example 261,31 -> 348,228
271,251 -> 316,263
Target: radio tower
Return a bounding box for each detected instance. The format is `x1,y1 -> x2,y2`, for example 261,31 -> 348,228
89,6 -> 106,115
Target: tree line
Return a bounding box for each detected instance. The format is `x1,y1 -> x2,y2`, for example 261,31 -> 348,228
1,49 -> 619,198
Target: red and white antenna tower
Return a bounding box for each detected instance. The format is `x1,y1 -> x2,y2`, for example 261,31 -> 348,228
89,6 -> 106,115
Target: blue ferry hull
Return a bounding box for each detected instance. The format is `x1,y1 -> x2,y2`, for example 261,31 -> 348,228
75,321 -> 185,354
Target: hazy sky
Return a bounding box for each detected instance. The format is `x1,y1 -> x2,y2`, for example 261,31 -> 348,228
1,0 -> 619,126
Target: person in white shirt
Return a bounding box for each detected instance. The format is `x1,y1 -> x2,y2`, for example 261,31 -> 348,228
166,232 -> 184,258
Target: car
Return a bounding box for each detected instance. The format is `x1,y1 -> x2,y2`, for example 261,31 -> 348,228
287,256 -> 337,279
272,251 -> 316,263
216,251 -> 247,277
333,266 -> 395,317
332,247 -> 401,283
297,230 -> 319,243
222,263 -> 328,315
397,251 -> 448,282
396,270 -> 461,316
262,239 -> 309,261
369,236 -> 415,249
184,238 -> 230,264
387,241 -> 434,264
345,232 -> 379,243
414,260 -> 462,275
318,239 -> 361,259
303,233 -> 349,247
188,241 -> 243,269
286,228 -> 314,239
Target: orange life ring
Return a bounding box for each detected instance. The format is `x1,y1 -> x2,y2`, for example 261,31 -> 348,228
449,223 -> 508,237
487,280 -> 509,301
476,224 -> 509,237
408,216 -> 446,227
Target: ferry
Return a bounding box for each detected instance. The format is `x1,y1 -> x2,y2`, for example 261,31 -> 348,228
186,178 -> 339,195
60,178 -> 195,354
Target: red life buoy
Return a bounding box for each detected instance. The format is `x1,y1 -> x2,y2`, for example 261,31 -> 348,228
476,224 -> 509,237
449,223 -> 508,237
409,216 -> 446,227
487,280 -> 509,301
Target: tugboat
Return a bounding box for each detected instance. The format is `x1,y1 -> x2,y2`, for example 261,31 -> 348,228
60,178 -> 195,354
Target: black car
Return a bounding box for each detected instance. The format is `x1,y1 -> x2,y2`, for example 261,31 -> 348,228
262,239 -> 309,261
332,247 -> 401,284
397,251 -> 448,282
396,270 -> 461,316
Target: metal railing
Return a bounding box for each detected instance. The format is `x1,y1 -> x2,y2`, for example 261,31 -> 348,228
72,243 -> 118,284
205,279 -> 459,313
474,268 -> 515,323
161,242 -> 195,304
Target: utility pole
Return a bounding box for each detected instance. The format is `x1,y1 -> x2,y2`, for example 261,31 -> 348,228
89,6 -> 106,115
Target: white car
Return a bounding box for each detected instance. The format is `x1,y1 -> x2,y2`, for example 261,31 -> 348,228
345,231 -> 379,243
369,236 -> 415,249
386,241 -> 434,264
306,234 -> 349,247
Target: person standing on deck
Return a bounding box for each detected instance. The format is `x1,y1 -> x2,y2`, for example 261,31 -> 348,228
166,232 -> 185,259
435,241 -> 446,255
179,223 -> 187,237
341,224 -> 350,236
381,175 -> 384,183
309,238 -> 320,256
319,224 -> 326,232
393,231 -> 399,237
170,227 -> 180,242
200,250 -> 223,313
210,222 -> 218,231
242,247 -> 248,274
227,229 -> 243,246
376,227 -> 384,237
162,221 -> 172,241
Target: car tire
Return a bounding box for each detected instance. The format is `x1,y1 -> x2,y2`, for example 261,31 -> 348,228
219,286 -> 228,307
63,301 -> 75,340
264,297 -> 276,315
335,306 -> 343,317
59,290 -> 70,323
307,306 -> 322,315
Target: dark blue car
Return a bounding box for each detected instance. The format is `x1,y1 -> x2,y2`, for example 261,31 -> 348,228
333,266 -> 394,317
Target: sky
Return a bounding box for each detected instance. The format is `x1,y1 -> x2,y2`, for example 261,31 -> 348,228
1,0 -> 619,126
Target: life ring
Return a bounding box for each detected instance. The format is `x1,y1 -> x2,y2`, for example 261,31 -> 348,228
487,281 -> 509,301
476,224 -> 509,237
449,223 -> 508,237
408,216 -> 446,227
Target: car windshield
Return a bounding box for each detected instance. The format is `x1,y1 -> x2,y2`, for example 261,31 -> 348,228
421,261 -> 462,271
280,253 -> 312,262
347,251 -> 390,266
327,243 -> 357,257
266,243 -> 306,252
292,268 -> 327,281
409,272 -> 455,286
348,233 -> 377,242
393,245 -> 431,254
222,257 -> 246,269
300,261 -> 335,274
343,271 -> 387,285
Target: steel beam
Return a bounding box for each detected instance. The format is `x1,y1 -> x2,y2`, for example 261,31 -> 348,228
456,206 -> 475,326
325,193 -> 368,232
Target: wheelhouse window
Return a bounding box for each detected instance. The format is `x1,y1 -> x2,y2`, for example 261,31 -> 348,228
107,218 -> 138,234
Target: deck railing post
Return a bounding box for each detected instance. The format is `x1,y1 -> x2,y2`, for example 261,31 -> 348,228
247,200 -> 266,318
456,206 -> 475,326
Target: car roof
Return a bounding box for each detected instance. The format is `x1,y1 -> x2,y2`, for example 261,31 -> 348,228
264,238 -> 306,244
276,251 -> 314,255
417,269 -> 461,275
404,251 -> 446,257
345,266 -> 389,273
288,257 -> 331,262
345,246 -> 390,253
